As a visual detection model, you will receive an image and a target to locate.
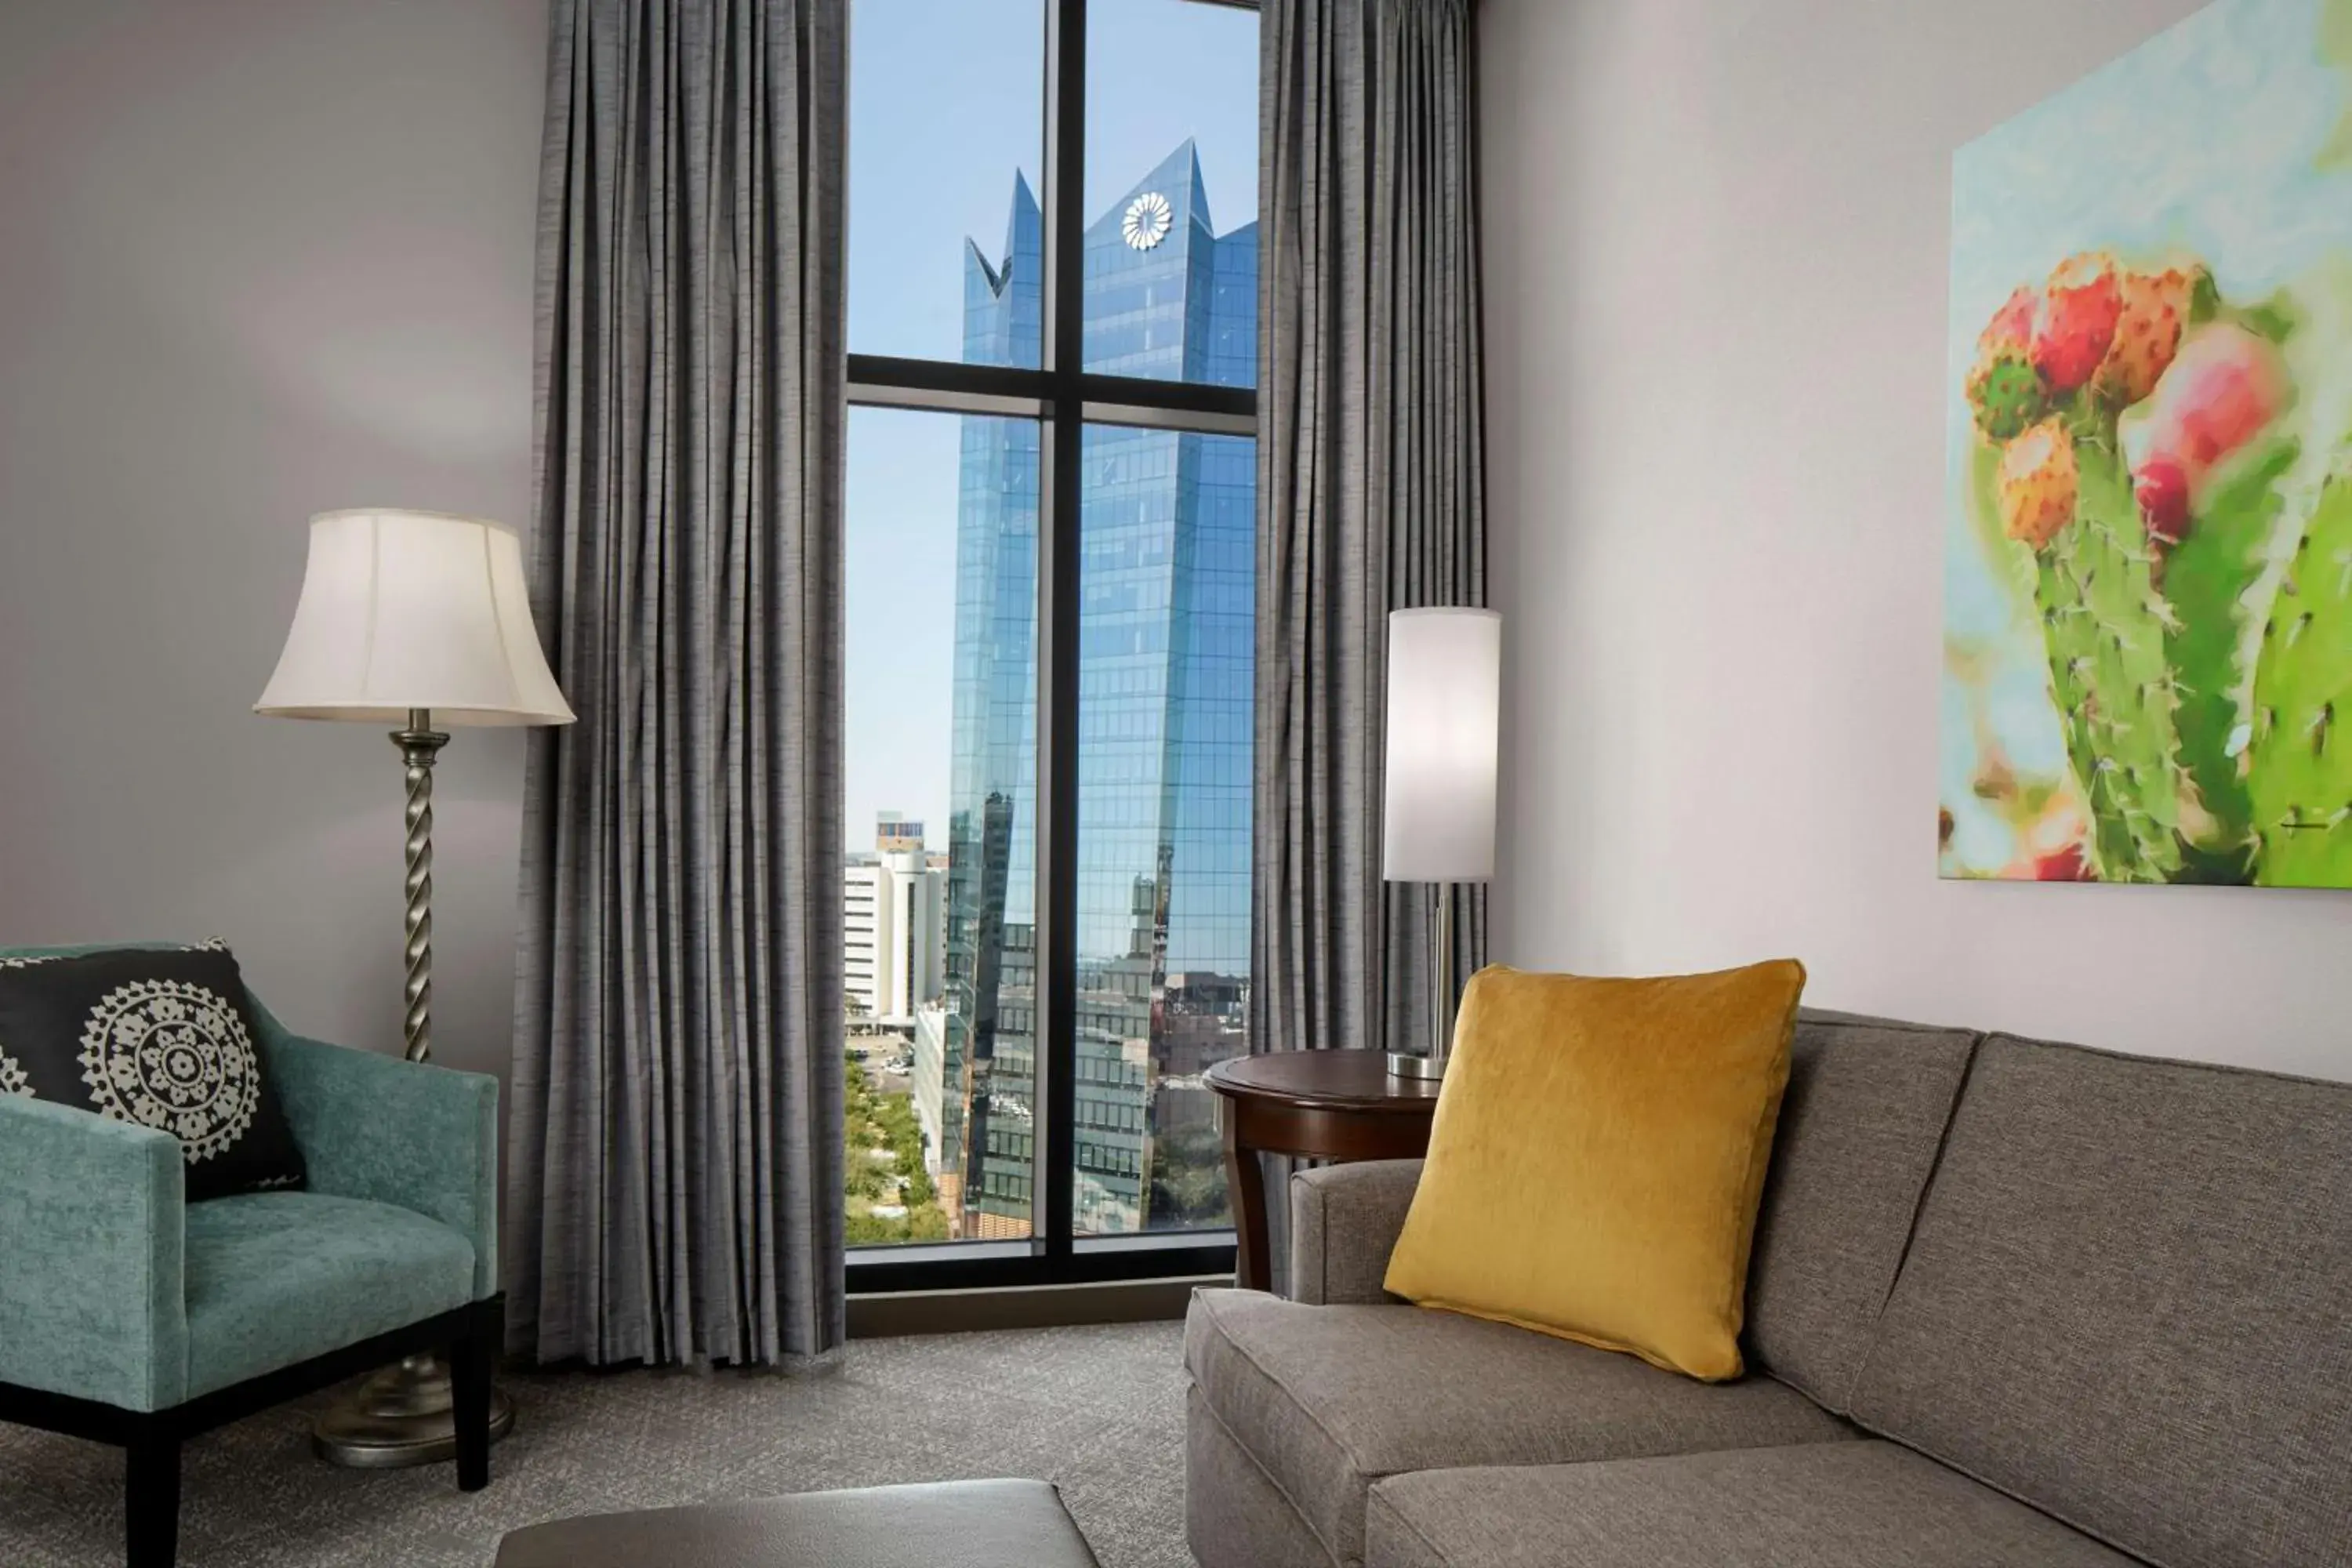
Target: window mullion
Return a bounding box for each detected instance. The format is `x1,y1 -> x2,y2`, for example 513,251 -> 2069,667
1034,0 -> 1088,1265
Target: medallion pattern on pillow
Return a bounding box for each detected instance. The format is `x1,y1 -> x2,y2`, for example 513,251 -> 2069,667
77,978 -> 260,1161
0,942 -> 306,1199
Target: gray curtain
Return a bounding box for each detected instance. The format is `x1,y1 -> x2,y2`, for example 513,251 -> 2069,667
1253,0 -> 1486,1278
506,0 -> 848,1369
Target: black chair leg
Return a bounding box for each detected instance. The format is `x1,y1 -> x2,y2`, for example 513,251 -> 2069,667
125,1431 -> 180,1568
450,1298 -> 500,1492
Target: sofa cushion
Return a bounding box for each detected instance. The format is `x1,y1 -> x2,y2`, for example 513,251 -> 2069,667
1742,1009 -> 1976,1411
1384,960 -> 1806,1381
184,1191 -> 474,1397
1361,1441 -> 2140,1568
1848,1033 -> 2352,1568
1185,1289 -> 1851,1568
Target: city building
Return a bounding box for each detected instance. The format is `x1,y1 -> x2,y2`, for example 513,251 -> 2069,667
940,143 -> 1256,1239
843,814 -> 947,1027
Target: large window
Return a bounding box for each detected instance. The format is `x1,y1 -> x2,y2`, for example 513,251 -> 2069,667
844,0 -> 1259,1285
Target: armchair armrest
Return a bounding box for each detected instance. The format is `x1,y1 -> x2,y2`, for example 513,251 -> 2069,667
0,1094 -> 188,1410
1288,1159 -> 1423,1305
252,1010 -> 499,1301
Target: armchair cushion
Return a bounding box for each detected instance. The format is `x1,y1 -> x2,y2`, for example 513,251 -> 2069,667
253,1010 -> 499,1301
0,942 -> 307,1200
184,1192 -> 474,1399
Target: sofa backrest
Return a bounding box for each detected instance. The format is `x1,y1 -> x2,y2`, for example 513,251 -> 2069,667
1847,1033 -> 2352,1568
1741,1008 -> 1976,1413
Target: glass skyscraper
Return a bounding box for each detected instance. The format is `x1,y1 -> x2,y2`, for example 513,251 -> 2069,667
941,143 -> 1256,1237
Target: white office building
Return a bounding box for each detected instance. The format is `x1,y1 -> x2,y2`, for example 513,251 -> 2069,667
843,820 -> 946,1026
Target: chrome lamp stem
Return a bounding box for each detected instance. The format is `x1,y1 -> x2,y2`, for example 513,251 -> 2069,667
1387,882 -> 1458,1081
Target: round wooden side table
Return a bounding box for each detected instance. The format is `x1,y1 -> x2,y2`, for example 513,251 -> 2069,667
1205,1050 -> 1441,1294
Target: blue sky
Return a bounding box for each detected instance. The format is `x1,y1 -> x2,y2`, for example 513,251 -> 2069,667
844,0 -> 1259,851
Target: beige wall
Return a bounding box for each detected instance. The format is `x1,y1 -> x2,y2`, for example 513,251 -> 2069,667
1479,0 -> 2352,1080
0,0 -> 547,1087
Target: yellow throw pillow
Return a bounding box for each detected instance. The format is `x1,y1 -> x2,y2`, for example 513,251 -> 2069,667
1383,960 -> 1806,1381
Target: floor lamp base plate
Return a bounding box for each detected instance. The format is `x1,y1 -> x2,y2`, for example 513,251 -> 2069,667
312,1354 -> 515,1468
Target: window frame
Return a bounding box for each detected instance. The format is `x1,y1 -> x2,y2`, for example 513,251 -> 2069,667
844,0 -> 1258,1294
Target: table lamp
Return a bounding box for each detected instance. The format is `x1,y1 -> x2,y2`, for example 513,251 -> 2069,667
256,507 -> 573,1467
1381,607 -> 1501,1080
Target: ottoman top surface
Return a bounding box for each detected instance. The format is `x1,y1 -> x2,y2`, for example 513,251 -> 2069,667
494,1479 -> 1099,1568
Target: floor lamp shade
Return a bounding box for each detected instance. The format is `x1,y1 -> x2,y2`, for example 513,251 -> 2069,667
1381,608 -> 1501,884
255,509 -> 573,726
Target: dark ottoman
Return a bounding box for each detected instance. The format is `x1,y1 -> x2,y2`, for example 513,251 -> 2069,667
494,1479 -> 1102,1567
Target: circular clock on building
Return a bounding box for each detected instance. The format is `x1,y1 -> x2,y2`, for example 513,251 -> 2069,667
1122,191 -> 1173,251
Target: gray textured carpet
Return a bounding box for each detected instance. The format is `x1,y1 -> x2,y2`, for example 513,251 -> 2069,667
0,1322 -> 1194,1568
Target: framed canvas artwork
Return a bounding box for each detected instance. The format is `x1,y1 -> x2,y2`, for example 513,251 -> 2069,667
1941,0 -> 2352,887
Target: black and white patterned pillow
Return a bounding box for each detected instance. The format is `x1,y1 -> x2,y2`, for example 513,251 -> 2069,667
0,942 -> 307,1200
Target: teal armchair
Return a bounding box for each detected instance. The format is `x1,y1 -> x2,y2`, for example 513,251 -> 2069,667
0,949 -> 503,1568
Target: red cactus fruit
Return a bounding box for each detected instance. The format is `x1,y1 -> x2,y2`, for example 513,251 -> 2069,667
2136,456 -> 2191,550
2033,841 -> 2093,881
2127,323 -> 2288,512
1996,417 -> 2079,550
2095,265 -> 2195,407
1967,285 -> 2051,441
2030,253 -> 2123,396
1983,284 -> 2038,354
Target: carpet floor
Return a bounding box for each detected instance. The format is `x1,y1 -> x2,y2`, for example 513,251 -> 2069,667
0,1321 -> 1196,1568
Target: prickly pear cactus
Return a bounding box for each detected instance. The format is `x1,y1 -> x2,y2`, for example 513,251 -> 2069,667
2248,473 -> 2352,887
1968,285 -> 2052,442
2158,436 -> 2299,877
2034,441 -> 2188,880
1972,360 -> 2049,441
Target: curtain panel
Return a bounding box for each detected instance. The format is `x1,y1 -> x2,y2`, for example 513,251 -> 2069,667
507,0 -> 848,1369
1254,0 -> 1489,1073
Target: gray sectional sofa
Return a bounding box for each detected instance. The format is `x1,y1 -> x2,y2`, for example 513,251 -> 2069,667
1183,1010 -> 2352,1568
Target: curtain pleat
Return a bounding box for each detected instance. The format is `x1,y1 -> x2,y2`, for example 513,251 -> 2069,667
1254,0 -> 1487,1283
507,0 -> 847,1369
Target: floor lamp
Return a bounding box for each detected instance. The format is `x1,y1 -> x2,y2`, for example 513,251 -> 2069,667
1381,608 -> 1501,1081
256,508 -> 574,1466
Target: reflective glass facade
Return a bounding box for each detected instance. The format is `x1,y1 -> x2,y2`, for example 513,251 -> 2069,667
944,143 -> 1256,1237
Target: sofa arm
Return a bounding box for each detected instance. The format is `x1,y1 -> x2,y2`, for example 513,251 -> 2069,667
1288,1160 -> 1424,1305
0,1094 -> 188,1411
255,1013 -> 499,1301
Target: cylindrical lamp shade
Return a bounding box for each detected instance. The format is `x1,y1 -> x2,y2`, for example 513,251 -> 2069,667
255,510 -> 574,726
1381,607 -> 1501,883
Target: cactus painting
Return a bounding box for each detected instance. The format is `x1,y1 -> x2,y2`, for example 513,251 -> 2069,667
1941,0 -> 2352,887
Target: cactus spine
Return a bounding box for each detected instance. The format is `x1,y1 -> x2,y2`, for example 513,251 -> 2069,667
2248,473 -> 2352,887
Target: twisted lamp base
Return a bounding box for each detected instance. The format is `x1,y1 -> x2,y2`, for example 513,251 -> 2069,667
314,710 -> 516,1471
